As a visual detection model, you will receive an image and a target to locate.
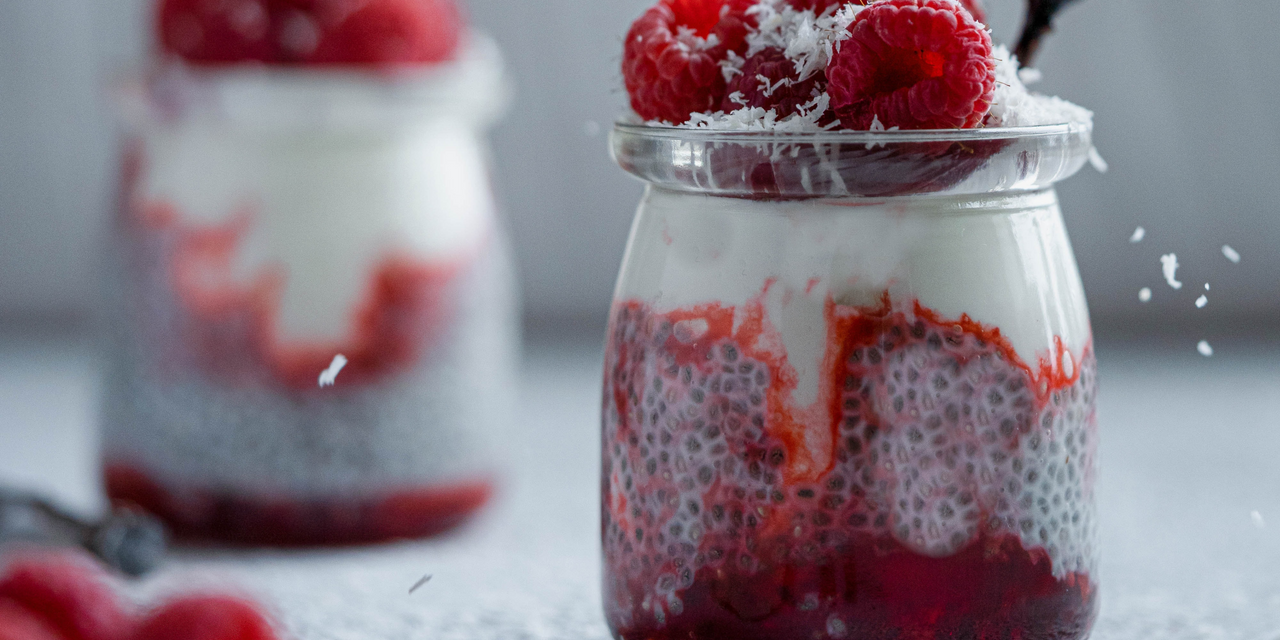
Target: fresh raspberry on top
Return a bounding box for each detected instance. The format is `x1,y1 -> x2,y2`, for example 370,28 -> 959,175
133,596 -> 277,640
783,0 -> 845,13
786,0 -> 985,23
623,0 -> 754,124
281,0 -> 463,65
158,0 -> 463,65
826,0 -> 995,129
721,47 -> 825,119
0,600 -> 64,640
960,0 -> 986,23
0,557 -> 131,640
158,0 -> 274,64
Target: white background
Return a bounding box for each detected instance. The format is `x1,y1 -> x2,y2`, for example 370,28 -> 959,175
2,0 -> 1278,337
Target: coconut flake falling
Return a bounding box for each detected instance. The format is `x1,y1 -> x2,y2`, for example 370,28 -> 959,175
1160,254 -> 1183,290
1222,245 -> 1242,264
318,354 -> 349,388
1129,227 -> 1145,243
1197,341 -> 1214,357
1252,511 -> 1267,530
1138,287 -> 1152,303
1195,295 -> 1208,309
1087,147 -> 1109,173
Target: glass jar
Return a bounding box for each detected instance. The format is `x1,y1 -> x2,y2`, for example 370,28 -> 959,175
101,37 -> 517,546
601,123 -> 1099,639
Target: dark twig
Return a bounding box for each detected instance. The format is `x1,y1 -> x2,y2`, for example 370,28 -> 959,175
1015,0 -> 1086,67
0,489 -> 167,577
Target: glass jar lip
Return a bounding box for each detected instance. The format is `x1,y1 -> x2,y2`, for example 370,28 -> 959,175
614,119 -> 1090,145
115,32 -> 509,133
611,119 -> 1095,199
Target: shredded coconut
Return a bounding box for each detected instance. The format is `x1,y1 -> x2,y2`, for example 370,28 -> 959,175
665,4 -> 1092,133
1160,254 -> 1183,290
679,2 -> 858,130
985,45 -> 1093,128
1138,288 -> 1152,303
318,354 -> 349,388
1222,245 -> 1241,264
1129,227 -> 1145,243
1195,295 -> 1208,309
1088,147 -> 1109,173
1197,341 -> 1214,357
865,114 -> 899,149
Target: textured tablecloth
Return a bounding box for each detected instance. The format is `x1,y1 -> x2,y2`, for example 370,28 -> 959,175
2,332 -> 1279,639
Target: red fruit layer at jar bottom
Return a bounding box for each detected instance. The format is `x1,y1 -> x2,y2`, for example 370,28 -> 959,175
602,292 -> 1099,638
105,465 -> 493,546
610,533 -> 1095,640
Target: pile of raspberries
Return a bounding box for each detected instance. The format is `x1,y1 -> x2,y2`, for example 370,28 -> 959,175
623,0 -> 997,130
156,0 -> 464,66
0,554 -> 279,640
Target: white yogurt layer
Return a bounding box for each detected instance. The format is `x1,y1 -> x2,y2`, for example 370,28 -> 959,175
123,39 -> 505,343
615,188 -> 1091,405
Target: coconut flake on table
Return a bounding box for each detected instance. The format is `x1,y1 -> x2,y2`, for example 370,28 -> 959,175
1198,341 -> 1214,357
1138,287 -> 1152,303
1129,226 -> 1146,243
1222,245 -> 1242,264
1196,295 -> 1208,309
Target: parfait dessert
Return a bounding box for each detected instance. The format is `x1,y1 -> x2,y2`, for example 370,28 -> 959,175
101,0 -> 516,545
603,0 -> 1099,638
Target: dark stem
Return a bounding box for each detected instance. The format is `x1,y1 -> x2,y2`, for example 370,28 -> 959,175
1,489 -> 166,577
1014,0 -> 1085,67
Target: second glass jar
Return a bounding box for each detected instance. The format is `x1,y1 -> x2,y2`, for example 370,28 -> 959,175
102,38 -> 517,545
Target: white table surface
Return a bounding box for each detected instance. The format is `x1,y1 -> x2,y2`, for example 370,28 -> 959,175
2,330 -> 1279,639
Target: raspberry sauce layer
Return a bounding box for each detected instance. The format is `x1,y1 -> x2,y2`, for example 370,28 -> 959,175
102,148 -> 511,546
602,293 -> 1098,639
105,465 -> 493,546
132,200 -> 464,391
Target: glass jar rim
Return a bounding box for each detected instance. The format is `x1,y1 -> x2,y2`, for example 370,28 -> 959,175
115,33 -> 509,134
611,119 -> 1094,199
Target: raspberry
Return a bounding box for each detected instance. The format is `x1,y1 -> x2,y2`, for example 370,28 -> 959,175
783,0 -> 845,13
786,0 -> 985,23
721,47 -> 825,118
133,596 -> 276,640
622,0 -> 753,124
0,600 -> 64,640
293,0 -> 463,65
157,0 -> 274,63
826,0 -> 995,130
157,0 -> 463,65
0,557 -> 131,640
